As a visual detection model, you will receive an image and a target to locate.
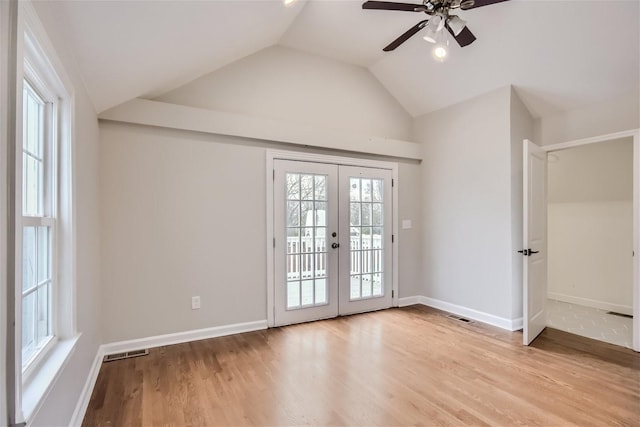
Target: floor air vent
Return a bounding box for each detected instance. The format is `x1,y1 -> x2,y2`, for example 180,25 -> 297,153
103,349 -> 149,362
446,314 -> 472,323
606,311 -> 633,319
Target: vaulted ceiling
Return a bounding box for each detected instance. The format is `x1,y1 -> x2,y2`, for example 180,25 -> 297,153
38,0 -> 639,118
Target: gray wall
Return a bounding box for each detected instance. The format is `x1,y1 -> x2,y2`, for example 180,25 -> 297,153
99,121 -> 422,342
412,86 -> 532,323
509,88 -> 535,319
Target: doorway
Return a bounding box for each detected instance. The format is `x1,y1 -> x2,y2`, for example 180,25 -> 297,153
522,129 -> 640,351
267,152 -> 398,327
546,139 -> 634,348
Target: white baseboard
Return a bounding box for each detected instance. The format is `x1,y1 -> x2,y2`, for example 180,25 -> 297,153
548,292 -> 633,316
399,295 -> 522,331
102,319 -> 268,355
398,296 -> 422,307
69,347 -> 104,427
69,319 -> 267,426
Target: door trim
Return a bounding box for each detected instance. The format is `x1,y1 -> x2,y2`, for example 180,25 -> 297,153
541,128 -> 639,352
266,150 -> 399,328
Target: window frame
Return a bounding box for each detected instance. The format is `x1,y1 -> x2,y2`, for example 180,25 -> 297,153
19,70 -> 59,381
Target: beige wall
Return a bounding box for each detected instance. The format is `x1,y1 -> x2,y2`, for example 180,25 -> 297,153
99,121 -> 422,343
547,139 -> 634,314
156,45 -> 412,141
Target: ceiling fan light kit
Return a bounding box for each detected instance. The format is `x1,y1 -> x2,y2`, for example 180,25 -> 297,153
362,0 -> 510,61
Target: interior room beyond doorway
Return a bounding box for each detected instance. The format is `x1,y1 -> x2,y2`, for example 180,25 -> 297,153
546,138 -> 634,348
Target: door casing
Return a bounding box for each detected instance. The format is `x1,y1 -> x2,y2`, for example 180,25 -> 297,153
266,150 -> 399,328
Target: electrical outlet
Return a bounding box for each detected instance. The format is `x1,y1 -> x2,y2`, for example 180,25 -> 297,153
191,296 -> 201,310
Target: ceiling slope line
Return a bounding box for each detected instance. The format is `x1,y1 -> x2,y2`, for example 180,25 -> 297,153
98,99 -> 423,161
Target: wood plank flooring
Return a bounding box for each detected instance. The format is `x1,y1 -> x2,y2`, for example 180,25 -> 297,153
82,305 -> 640,426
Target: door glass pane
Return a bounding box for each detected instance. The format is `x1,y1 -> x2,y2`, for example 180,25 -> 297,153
372,273 -> 382,296
361,179 -> 372,202
287,201 -> 300,227
362,274 -> 373,297
350,275 -> 361,299
301,280 -> 314,306
287,281 -> 300,309
285,172 -> 330,310
315,279 -> 327,304
349,177 -> 385,301
350,178 -> 360,201
314,176 -> 326,200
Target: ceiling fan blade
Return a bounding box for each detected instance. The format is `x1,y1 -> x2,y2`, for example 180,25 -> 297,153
363,1 -> 424,12
446,24 -> 476,47
383,20 -> 428,51
461,0 -> 510,10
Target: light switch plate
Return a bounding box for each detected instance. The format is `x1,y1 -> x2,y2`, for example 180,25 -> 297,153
402,220 -> 412,229
191,296 -> 201,310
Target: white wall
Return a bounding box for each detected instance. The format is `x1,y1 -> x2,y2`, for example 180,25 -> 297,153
547,139 -> 634,314
24,2 -> 102,425
534,93 -> 639,145
412,86 -> 521,322
99,121 -> 422,343
155,45 -> 412,141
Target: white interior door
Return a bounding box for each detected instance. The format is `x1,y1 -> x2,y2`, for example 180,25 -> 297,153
273,161 -> 393,326
523,139 -> 548,345
274,160 -> 339,326
339,166 -> 393,315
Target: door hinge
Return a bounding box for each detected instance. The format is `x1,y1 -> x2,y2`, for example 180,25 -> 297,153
273,237 -> 276,248
392,178 -> 394,187
273,169 -> 275,180
392,234 -> 394,243
392,289 -> 395,298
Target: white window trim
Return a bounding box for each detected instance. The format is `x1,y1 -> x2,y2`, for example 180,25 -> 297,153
265,149 -> 400,327
13,2 -> 79,424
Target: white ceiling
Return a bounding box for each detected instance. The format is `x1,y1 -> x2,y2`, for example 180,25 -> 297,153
40,0 -> 639,118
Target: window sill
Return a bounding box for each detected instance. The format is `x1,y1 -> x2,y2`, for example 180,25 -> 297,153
22,334 -> 80,423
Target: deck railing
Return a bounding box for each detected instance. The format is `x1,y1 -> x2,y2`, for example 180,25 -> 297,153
286,235 -> 382,280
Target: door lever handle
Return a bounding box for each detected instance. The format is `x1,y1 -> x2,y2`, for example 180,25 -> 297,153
518,249 -> 540,256
331,243 -> 340,249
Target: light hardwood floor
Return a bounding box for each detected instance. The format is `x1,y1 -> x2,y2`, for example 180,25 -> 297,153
82,305 -> 640,426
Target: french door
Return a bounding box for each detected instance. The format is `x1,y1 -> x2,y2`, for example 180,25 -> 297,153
273,160 -> 393,326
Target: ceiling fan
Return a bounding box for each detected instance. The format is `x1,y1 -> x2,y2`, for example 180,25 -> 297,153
363,0 -> 510,52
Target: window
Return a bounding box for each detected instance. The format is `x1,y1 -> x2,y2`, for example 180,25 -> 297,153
13,4 -> 77,423
21,78 -> 56,370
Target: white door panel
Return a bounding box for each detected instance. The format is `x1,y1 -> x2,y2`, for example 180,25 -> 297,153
274,160 -> 339,326
338,166 -> 393,315
523,140 -> 547,345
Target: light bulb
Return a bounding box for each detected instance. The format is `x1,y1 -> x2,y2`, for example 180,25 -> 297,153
430,27 -> 450,63
283,0 -> 297,7
432,45 -> 448,61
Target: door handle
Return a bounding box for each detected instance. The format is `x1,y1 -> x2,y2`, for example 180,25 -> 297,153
518,249 -> 540,256
331,243 -> 340,249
